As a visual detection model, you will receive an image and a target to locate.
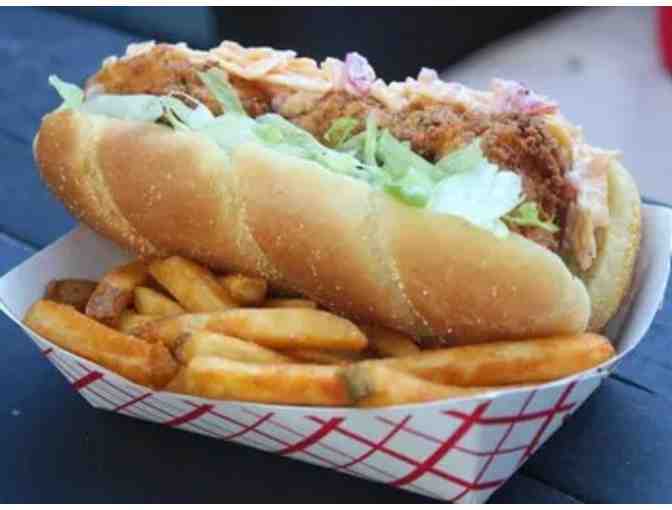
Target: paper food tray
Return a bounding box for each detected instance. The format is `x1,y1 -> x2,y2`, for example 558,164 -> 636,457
1,205 -> 669,503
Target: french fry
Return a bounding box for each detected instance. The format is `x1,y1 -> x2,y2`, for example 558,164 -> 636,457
136,309 -> 368,351
45,279 -> 98,312
166,356 -> 354,406
85,260 -> 148,322
24,300 -> 178,388
118,310 -> 161,334
149,256 -> 236,312
216,309 -> 368,352
287,349 -> 365,365
175,331 -> 293,365
133,313 -> 212,346
264,298 -> 317,309
376,334 -> 615,386
134,286 -> 184,316
344,363 -> 496,407
218,274 -> 268,306
360,324 -> 420,358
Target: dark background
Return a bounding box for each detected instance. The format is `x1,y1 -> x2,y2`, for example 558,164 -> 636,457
54,7 -> 568,80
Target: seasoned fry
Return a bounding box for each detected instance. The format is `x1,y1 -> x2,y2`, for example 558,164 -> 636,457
118,310 -> 160,334
264,298 -> 317,309
175,331 -> 293,365
136,309 -> 368,351
45,279 -> 97,312
360,324 -> 420,358
219,274 -> 268,306
376,334 -> 615,386
287,349 -> 365,365
149,256 -> 236,312
24,300 -> 178,388
30,250 -> 617,409
85,260 -> 148,322
133,313 -> 211,346
344,363 -> 496,407
134,286 -> 184,316
166,356 -> 354,406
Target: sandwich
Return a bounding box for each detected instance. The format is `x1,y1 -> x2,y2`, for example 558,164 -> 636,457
34,41 -> 641,345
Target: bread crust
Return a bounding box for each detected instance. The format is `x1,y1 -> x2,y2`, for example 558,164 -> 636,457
35,109 -> 638,342
35,111 -> 162,258
580,161 -> 641,331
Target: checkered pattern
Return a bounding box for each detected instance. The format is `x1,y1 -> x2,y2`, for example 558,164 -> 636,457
25,330 -> 606,503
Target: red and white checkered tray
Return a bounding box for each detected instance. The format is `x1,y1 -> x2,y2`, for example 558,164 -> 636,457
1,205 -> 669,503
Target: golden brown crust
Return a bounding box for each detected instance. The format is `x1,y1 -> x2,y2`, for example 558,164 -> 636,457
375,190 -> 591,343
35,110 -> 162,258
34,109 -> 640,342
233,146 -> 424,333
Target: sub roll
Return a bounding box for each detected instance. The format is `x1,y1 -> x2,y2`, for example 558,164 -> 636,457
34,41 -> 641,344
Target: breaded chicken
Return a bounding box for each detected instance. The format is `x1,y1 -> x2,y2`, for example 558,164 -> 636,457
89,45 -> 272,117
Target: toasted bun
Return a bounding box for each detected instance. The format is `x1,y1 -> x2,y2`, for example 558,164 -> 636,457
37,108 -> 629,343
580,160 -> 641,331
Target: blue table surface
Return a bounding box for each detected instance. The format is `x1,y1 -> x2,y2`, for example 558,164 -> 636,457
1,7 -> 670,503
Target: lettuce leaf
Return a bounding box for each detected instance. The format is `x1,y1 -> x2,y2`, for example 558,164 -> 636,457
340,131 -> 366,153
436,139 -> 484,174
324,117 -> 359,147
376,129 -> 440,181
383,166 -> 434,207
196,113 -> 258,152
160,96 -> 214,130
254,123 -> 285,144
363,114 -> 378,167
49,75 -> 84,110
254,114 -> 384,182
80,94 -> 164,122
429,159 -> 523,237
504,201 -> 559,232
197,68 -> 246,116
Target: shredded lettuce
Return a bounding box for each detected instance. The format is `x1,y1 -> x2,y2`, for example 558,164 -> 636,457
49,75 -> 84,110
80,94 -> 164,122
377,129 -> 440,181
340,131 -> 366,153
429,159 -> 523,238
197,68 -> 247,116
436,139 -> 484,174
363,115 -> 378,167
254,123 -> 285,144
256,114 -> 320,150
505,202 -> 559,233
255,114 -> 384,182
324,117 -> 359,147
383,167 -> 434,207
196,113 -> 258,152
160,96 -> 214,130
